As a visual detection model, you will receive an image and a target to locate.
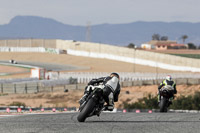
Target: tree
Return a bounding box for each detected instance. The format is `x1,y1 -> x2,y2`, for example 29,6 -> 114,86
160,36 -> 168,41
187,43 -> 197,49
127,43 -> 135,49
181,35 -> 188,44
152,34 -> 160,40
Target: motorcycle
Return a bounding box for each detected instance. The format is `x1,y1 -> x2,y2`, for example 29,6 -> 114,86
77,85 -> 105,122
159,85 -> 174,112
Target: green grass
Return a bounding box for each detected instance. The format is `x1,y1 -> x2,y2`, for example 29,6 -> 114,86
170,54 -> 200,59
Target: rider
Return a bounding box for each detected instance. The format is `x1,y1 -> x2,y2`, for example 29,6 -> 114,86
79,72 -> 121,111
158,75 -> 177,103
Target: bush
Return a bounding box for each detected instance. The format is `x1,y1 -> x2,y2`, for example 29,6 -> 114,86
170,91 -> 200,110
9,101 -> 26,107
123,91 -> 200,110
123,94 -> 159,109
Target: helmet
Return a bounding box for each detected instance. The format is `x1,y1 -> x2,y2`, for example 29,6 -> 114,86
166,75 -> 172,81
110,72 -> 120,79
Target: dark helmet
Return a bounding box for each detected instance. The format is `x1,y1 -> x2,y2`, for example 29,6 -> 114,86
110,72 -> 120,79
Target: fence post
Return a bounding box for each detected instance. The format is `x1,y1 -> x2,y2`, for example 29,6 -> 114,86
14,84 -> 16,94
25,84 -> 27,94
37,83 -> 39,93
51,86 -> 53,92
1,84 -> 3,93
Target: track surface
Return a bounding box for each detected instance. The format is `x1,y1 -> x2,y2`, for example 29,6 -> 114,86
0,61 -> 89,71
0,112 -> 199,133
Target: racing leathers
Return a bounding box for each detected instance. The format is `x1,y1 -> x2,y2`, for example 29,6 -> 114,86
79,76 -> 121,111
158,79 -> 177,103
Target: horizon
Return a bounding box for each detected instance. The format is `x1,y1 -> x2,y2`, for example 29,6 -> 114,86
0,0 -> 200,26
3,15 -> 200,27
1,15 -> 200,46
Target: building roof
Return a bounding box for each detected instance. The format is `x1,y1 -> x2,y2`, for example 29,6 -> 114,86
170,44 -> 186,47
145,40 -> 177,45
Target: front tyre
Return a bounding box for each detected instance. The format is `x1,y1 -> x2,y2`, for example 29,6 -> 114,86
77,98 -> 96,122
160,97 -> 168,112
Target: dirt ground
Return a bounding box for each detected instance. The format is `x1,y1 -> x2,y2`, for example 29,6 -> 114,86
0,52 -> 182,74
0,65 -> 28,73
0,85 -> 199,109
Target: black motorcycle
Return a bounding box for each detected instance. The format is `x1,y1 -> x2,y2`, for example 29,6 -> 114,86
77,85 -> 105,122
159,85 -> 174,112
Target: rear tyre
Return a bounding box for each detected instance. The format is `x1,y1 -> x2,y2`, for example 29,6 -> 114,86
160,97 -> 167,112
77,98 -> 96,122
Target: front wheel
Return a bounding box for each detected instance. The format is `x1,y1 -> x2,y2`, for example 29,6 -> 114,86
160,97 -> 168,112
77,98 -> 96,122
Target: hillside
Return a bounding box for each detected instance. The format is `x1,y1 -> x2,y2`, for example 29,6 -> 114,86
0,16 -> 200,46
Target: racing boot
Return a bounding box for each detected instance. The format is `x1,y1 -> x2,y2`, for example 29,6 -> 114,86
104,104 -> 114,111
104,93 -> 114,111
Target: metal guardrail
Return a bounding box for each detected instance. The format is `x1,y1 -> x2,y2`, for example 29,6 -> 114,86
0,78 -> 199,94
54,72 -> 200,83
0,72 -> 200,94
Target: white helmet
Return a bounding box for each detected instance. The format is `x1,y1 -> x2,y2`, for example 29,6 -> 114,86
166,75 -> 172,81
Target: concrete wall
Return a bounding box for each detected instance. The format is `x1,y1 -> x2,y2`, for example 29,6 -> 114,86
0,39 -> 57,48
0,39 -> 200,70
55,40 -> 200,69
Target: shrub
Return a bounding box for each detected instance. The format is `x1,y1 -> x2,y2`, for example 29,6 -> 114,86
123,91 -> 200,110
123,94 -> 159,109
9,101 -> 26,107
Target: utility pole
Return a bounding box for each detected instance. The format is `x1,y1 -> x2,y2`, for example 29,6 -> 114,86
86,22 -> 91,42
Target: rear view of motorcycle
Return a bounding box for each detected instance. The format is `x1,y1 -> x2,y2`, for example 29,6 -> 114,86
159,85 -> 175,112
77,85 -> 105,122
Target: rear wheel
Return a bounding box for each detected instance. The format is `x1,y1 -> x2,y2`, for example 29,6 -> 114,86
160,97 -> 168,112
77,98 -> 96,122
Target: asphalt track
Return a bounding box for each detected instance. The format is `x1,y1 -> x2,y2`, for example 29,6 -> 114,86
0,61 -> 89,71
0,112 -> 199,133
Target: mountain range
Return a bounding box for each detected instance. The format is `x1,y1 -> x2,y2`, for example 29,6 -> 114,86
0,16 -> 200,46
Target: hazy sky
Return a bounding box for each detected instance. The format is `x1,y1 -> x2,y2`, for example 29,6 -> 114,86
0,0 -> 200,26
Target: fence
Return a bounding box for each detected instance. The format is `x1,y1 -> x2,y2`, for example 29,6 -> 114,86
49,72 -> 200,83
0,78 -> 200,94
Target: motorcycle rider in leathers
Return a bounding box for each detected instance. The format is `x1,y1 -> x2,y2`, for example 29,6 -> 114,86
158,75 -> 177,103
79,73 -> 121,111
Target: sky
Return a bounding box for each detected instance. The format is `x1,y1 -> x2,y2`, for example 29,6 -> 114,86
0,0 -> 200,26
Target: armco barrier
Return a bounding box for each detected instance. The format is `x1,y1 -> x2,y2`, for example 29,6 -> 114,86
187,78 -> 199,85
121,81 -> 133,87
132,80 -> 143,86
175,78 -> 188,85
0,78 -> 200,94
142,80 -> 154,85
76,83 -> 87,90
